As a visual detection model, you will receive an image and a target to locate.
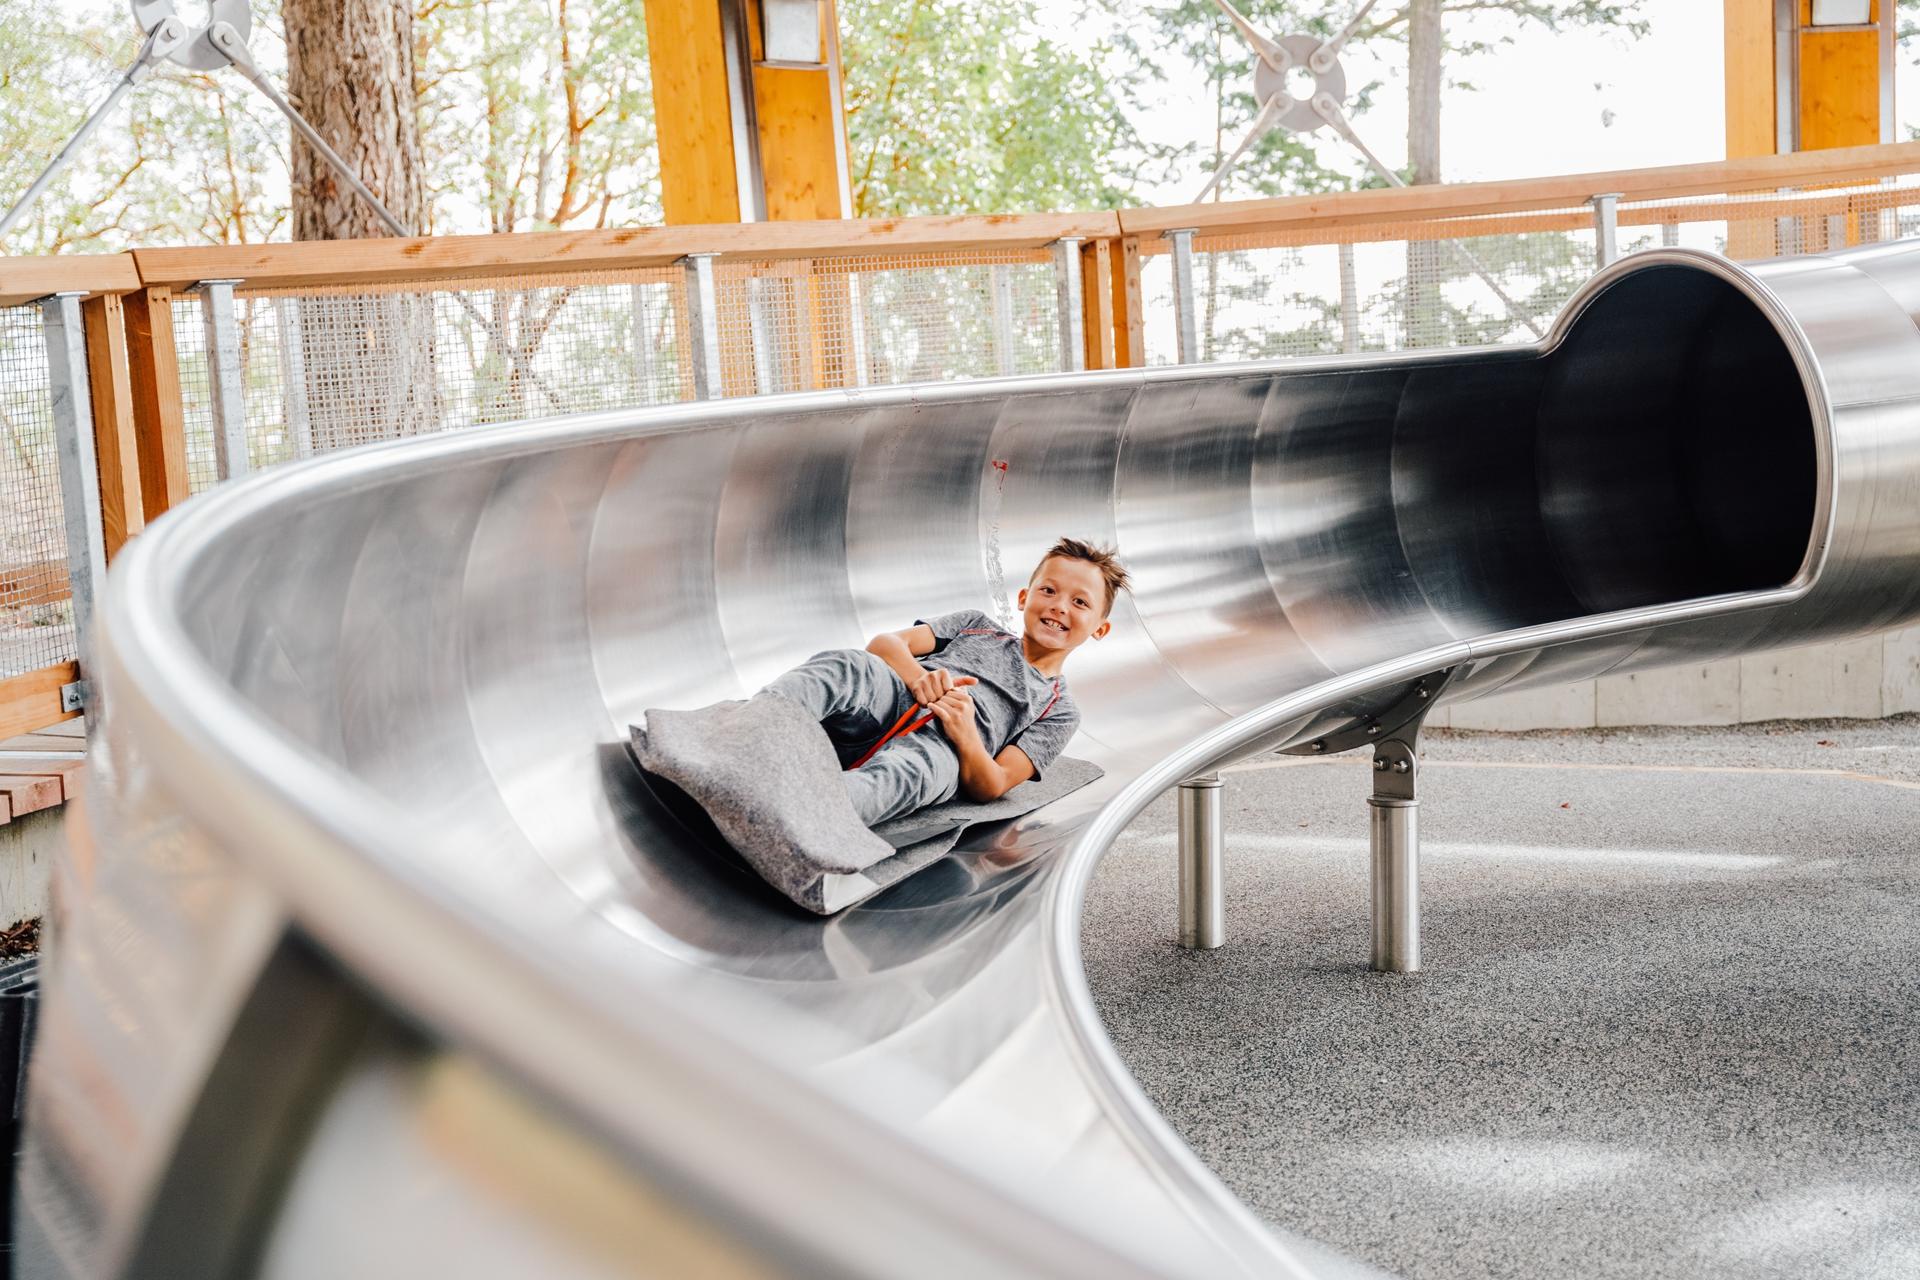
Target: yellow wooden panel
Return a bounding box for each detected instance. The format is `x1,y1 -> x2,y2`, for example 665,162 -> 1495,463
1799,28 -> 1880,152
645,0 -> 742,225
752,66 -> 846,221
1724,0 -> 1776,159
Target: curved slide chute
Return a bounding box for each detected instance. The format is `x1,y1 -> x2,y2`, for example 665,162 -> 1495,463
19,246 -> 1920,1279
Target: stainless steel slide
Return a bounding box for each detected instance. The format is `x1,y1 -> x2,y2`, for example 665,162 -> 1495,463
20,245 -> 1920,1279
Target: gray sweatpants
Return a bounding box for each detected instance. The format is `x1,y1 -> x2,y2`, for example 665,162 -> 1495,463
764,649 -> 961,826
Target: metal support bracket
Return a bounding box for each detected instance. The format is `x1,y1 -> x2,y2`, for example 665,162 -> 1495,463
60,682 -> 89,714
1362,666 -> 1457,974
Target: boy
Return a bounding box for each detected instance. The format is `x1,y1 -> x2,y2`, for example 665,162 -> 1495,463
764,537 -> 1130,827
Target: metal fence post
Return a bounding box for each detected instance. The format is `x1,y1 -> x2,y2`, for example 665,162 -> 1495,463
746,274 -> 779,396
274,296 -> 313,461
1337,243 -> 1360,354
198,279 -> 250,481
681,253 -> 725,400
39,292 -> 106,711
1051,238 -> 1086,373
1168,228 -> 1200,364
989,264 -> 1016,377
1826,211 -> 1850,251
1590,193 -> 1620,269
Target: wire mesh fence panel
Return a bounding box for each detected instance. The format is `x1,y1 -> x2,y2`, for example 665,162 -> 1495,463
1141,215 -> 1597,364
711,251 -> 1064,395
1619,175 -> 1920,262
176,273 -> 688,495
171,294 -> 217,495
0,307 -> 76,679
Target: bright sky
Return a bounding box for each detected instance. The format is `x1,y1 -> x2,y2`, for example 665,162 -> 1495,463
1032,1 -> 1906,206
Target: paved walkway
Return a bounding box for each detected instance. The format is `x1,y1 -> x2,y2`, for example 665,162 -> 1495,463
1083,718 -> 1920,1280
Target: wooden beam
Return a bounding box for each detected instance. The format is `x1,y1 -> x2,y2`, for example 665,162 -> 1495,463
1119,141 -> 1920,238
1112,236 -> 1144,368
1725,0 -> 1777,159
0,757 -> 85,802
129,214 -> 1124,292
0,254 -> 141,308
122,287 -> 190,521
81,294 -> 145,559
1080,240 -> 1115,371
645,0 -> 743,225
0,663 -> 79,742
0,774 -> 63,820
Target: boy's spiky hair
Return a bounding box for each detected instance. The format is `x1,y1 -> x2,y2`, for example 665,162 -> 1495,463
1033,538 -> 1131,615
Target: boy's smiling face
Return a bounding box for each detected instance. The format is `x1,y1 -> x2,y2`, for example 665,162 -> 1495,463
1018,556 -> 1112,657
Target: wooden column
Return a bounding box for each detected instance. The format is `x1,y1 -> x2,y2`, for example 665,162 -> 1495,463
645,0 -> 745,224
121,287 -> 190,520
80,295 -> 144,559
749,0 -> 852,221
646,0 -> 851,223
1724,0 -> 1776,161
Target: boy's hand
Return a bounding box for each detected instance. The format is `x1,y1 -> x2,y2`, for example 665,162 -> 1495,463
926,685 -> 982,749
910,669 -> 975,707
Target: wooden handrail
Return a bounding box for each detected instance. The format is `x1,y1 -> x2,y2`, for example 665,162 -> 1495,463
129,211 -> 1124,292
0,254 -> 142,308
1118,141 -> 1920,239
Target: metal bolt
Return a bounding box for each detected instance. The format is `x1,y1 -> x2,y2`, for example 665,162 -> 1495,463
1311,740 -> 1326,753
1417,686 -> 1430,700
1393,760 -> 1411,774
1366,724 -> 1381,737
1374,758 -> 1388,771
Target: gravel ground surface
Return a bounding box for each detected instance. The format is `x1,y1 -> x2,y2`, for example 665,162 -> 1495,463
1082,719 -> 1920,1280
1426,713 -> 1920,783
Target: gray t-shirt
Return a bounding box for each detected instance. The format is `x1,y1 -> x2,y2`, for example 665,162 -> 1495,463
916,609 -> 1080,778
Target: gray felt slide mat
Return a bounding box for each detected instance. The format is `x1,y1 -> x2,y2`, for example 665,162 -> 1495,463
630,696 -> 1101,914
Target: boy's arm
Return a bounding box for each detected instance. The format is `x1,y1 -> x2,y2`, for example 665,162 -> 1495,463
867,625 -> 959,706
925,689 -> 1036,801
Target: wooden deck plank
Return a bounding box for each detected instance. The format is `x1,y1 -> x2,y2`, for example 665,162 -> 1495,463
0,775 -> 64,819
0,733 -> 83,754
0,757 -> 84,801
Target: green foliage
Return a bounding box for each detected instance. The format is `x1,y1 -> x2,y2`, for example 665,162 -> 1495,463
840,0 -> 1158,216
417,0 -> 659,233
0,2 -> 290,253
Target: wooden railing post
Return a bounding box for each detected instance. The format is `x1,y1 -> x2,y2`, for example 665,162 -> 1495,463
80,293 -> 145,560
1079,238 -> 1116,371
121,286 -> 190,520
1111,235 -> 1145,369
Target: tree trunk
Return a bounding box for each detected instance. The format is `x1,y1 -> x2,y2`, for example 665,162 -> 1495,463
283,0 -> 437,445
1404,0 -> 1445,347
284,0 -> 424,240
1407,0 -> 1443,186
